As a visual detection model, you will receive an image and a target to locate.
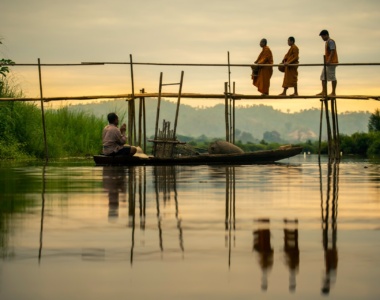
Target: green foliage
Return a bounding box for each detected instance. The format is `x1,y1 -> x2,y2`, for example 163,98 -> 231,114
368,109 -> 380,132
0,102 -> 105,159
263,130 -> 283,143
367,132 -> 380,157
0,59 -> 15,77
45,108 -> 104,157
0,76 -> 23,98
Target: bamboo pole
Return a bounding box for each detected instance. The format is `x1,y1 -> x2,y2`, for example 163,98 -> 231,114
227,52 -> 232,143
129,54 -> 137,145
2,93 -> 379,102
153,72 -> 163,156
330,98 -> 338,160
173,71 -> 184,140
127,101 -> 132,145
318,101 -> 324,162
322,55 -> 334,161
5,61 -> 380,67
132,101 -> 137,145
334,99 -> 341,158
138,88 -> 144,147
78,62 -> 380,67
224,82 -> 229,142
229,97 -> 232,142
142,92 -> 147,153
227,51 -> 231,94
233,82 -> 236,144
324,101 -> 333,161
37,58 -> 48,162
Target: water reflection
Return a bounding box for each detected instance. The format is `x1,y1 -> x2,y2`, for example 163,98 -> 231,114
321,163 -> 339,295
3,157 -> 378,299
101,162 -> 341,295
153,166 -> 184,255
102,166 -> 127,220
38,165 -> 47,263
283,218 -> 299,292
253,218 -> 273,291
225,167 -> 235,267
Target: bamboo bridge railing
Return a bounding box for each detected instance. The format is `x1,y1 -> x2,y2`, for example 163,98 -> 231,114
1,56 -> 380,162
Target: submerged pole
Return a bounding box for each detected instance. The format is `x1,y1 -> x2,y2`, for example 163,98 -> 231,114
37,58 -> 48,162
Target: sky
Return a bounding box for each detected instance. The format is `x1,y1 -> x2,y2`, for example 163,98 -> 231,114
1,0 -> 380,112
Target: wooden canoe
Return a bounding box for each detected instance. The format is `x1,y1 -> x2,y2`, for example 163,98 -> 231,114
93,146 -> 303,166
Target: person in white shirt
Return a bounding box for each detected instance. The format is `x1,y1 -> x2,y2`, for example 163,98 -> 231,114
102,112 -> 137,156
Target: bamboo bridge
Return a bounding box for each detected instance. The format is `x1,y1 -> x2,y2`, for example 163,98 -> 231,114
1,55 -> 380,162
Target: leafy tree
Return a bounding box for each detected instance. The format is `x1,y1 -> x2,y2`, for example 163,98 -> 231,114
368,109 -> 380,132
367,132 -> 380,157
263,130 -> 283,143
0,58 -> 14,77
0,39 -> 16,96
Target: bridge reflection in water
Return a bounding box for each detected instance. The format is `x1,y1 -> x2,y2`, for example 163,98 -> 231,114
92,162 -> 340,295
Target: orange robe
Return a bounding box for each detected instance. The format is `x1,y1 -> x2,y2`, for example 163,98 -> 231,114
282,44 -> 299,88
253,46 -> 273,94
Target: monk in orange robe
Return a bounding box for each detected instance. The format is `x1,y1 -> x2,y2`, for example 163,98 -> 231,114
252,39 -> 273,95
279,37 -> 299,96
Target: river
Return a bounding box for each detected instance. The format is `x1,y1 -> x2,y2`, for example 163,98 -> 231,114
0,155 -> 379,300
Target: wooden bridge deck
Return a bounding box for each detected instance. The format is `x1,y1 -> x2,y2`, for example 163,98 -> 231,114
1,93 -> 379,102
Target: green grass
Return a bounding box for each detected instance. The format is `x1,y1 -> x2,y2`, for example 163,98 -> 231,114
1,76 -> 106,159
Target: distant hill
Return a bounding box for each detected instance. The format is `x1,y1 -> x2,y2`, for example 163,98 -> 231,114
67,99 -> 371,142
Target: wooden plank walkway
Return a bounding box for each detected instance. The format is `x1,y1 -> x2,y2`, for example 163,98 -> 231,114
0,93 -> 379,102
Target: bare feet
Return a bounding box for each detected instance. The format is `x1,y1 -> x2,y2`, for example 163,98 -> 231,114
278,92 -> 287,96
261,93 -> 268,96
328,93 -> 336,97
316,92 -> 326,96
289,93 -> 298,96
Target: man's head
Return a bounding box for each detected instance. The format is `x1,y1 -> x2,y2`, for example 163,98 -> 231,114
319,29 -> 329,41
107,112 -> 119,125
260,38 -> 267,48
288,36 -> 295,46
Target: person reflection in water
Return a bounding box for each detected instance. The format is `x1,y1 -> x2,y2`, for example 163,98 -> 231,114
102,166 -> 127,221
253,218 -> 274,291
283,218 -> 300,293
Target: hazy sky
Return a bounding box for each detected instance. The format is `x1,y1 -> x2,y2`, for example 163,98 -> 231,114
1,0 -> 380,112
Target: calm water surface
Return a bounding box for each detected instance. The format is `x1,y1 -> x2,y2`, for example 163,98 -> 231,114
0,155 -> 379,300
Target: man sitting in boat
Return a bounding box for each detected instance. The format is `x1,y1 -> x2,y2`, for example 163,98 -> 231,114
102,112 -> 137,156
